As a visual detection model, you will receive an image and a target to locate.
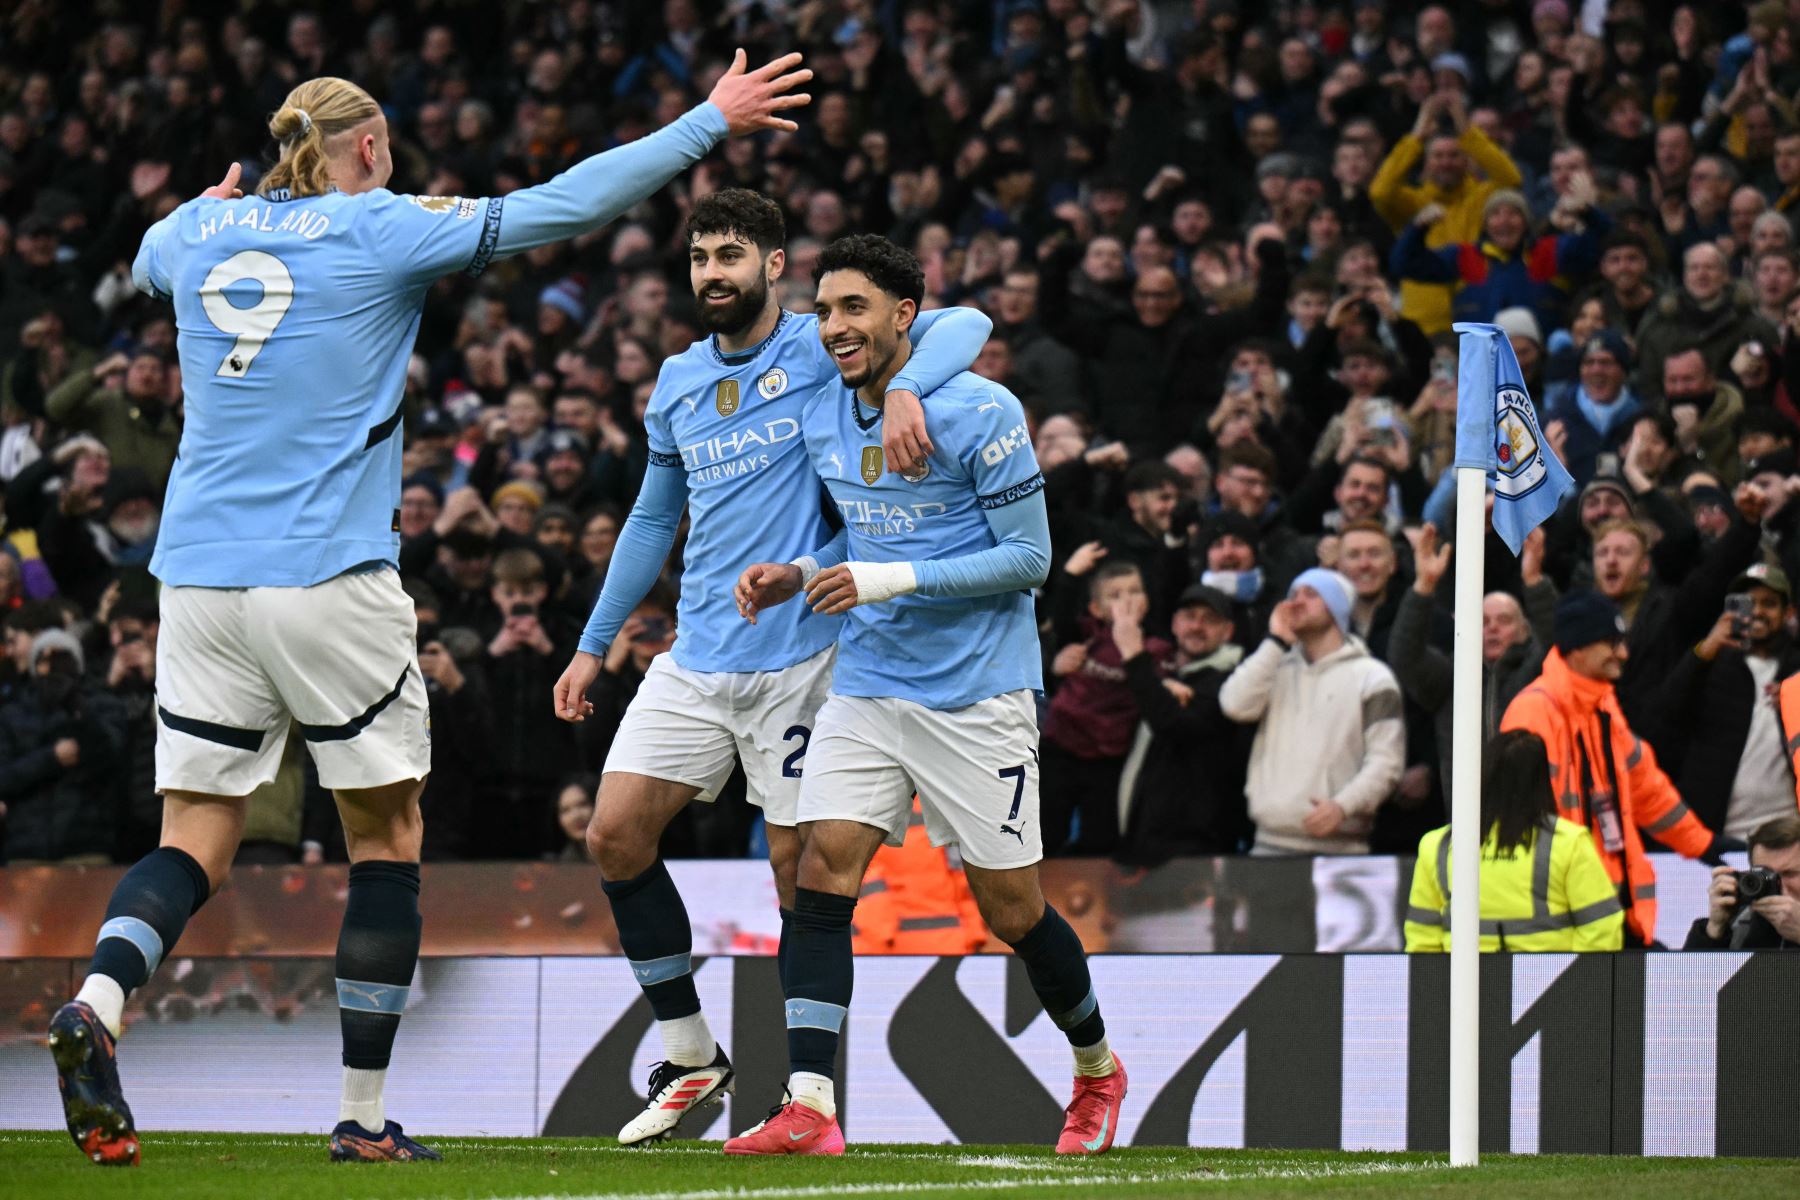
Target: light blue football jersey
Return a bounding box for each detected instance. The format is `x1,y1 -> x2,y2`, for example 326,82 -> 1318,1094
132,104 -> 727,588
579,305 -> 989,673
804,371 -> 1046,710
638,309 -> 840,673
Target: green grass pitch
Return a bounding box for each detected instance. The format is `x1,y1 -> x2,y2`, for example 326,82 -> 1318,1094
2,1131 -> 1795,1199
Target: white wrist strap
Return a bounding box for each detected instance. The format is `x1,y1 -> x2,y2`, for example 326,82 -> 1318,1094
846,560 -> 917,605
790,555 -> 822,588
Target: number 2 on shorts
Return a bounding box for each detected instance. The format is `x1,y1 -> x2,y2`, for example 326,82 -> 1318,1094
781,724 -> 811,778
200,249 -> 295,378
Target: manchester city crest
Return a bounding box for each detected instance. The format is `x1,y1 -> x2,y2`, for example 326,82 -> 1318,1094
716,379 -> 740,416
860,446 -> 883,484
1493,385 -> 1546,499
756,368 -> 788,399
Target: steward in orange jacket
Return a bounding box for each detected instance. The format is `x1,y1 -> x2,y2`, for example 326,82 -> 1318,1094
851,799 -> 988,955
1501,592 -> 1727,944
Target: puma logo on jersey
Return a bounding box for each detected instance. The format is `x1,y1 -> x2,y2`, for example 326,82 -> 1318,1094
679,394 -> 701,414
828,453 -> 844,477
976,400 -> 1002,413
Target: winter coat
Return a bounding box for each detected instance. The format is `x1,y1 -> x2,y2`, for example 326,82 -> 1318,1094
1538,382 -> 1642,489
1634,284 -> 1781,403
1116,643 -> 1252,862
1386,583 -> 1553,797
1613,515 -> 1762,744
43,374 -> 181,496
1369,125 -> 1524,334
1500,649 -> 1717,944
1043,618 -> 1176,762
1641,637 -> 1800,837
1390,208 -> 1610,334
0,685 -> 128,861
1219,634 -> 1406,853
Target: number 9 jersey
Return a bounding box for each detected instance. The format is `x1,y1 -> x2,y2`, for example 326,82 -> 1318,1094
132,185 -> 502,588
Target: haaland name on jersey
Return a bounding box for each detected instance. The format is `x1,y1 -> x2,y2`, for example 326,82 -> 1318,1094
196,203 -> 333,241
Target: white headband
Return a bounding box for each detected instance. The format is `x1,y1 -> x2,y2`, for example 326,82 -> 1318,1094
292,108 -> 313,138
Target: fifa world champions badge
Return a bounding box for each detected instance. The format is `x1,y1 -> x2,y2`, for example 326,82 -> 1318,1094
716,379 -> 740,416
1492,385 -> 1549,499
860,445 -> 884,484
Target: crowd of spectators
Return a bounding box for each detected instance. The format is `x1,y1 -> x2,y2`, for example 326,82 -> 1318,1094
4,1 -> 1800,902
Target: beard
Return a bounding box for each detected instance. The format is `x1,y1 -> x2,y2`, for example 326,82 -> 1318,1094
695,272 -> 770,336
838,334 -> 896,390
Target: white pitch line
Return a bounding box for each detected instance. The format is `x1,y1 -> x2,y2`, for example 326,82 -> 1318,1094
475,1160 -> 1441,1200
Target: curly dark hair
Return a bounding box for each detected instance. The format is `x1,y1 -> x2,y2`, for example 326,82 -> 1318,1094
686,187 -> 786,253
815,234 -> 925,308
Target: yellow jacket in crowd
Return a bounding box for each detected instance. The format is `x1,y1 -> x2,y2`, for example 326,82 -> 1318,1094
1404,815 -> 1625,952
1369,125 -> 1523,335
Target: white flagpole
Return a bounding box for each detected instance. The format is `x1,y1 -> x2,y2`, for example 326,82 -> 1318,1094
1449,461 -> 1486,1167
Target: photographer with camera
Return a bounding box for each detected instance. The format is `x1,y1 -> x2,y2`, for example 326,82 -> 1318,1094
1686,815 -> 1800,949
0,629 -> 127,864
481,547 -> 578,859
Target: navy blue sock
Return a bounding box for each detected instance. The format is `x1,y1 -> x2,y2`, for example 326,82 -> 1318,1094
336,860 -> 422,1070
777,906 -> 794,993
602,859 -> 699,1020
89,846 -> 211,992
784,887 -> 856,1080
1007,905 -> 1106,1048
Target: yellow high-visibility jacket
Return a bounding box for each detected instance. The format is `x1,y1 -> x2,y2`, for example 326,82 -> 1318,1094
1404,815 -> 1625,952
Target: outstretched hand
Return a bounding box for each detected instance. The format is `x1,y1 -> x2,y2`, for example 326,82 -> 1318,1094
708,49 -> 813,136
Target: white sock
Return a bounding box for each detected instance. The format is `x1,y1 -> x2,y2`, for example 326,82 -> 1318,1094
75,975 -> 126,1038
658,1012 -> 715,1068
788,1071 -> 835,1117
1073,1037 -> 1115,1078
339,1066 -> 387,1132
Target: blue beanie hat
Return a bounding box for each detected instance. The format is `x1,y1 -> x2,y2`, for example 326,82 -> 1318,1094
1289,567 -> 1354,634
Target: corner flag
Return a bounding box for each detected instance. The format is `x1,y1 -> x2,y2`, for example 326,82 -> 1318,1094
1451,322 -> 1574,554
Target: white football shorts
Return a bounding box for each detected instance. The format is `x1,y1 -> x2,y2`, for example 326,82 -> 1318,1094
798,689 -> 1043,870
155,567 -> 431,795
602,644 -> 836,826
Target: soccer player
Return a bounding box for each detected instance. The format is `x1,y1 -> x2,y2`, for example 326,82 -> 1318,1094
550,190 -> 991,1145
47,59 -> 811,1167
724,235 -> 1127,1156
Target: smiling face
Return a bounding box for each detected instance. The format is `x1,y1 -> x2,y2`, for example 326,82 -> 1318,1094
1580,345 -> 1625,402
1744,584 -> 1790,649
1335,461 -> 1388,522
1172,603 -> 1234,659
689,231 -> 781,337
815,267 -> 914,390
1484,201 -> 1527,253
1338,528 -> 1396,600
